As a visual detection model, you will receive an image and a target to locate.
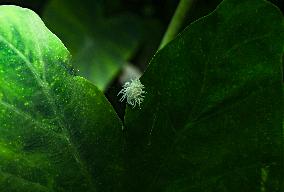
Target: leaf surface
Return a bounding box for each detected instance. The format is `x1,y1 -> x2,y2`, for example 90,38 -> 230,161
0,6 -> 123,192
124,0 -> 284,191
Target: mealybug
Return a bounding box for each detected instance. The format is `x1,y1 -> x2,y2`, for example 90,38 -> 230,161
118,78 -> 145,108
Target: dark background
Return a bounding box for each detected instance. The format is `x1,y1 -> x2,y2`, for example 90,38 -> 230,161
0,0 -> 283,28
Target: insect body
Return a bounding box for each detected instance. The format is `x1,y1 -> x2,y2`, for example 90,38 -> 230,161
118,78 -> 145,108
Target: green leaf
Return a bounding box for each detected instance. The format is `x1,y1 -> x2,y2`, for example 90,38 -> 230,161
42,0 -> 142,91
0,6 -> 123,191
124,0 -> 284,191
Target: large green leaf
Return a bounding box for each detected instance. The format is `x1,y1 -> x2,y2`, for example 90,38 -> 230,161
0,6 -> 124,191
124,0 -> 284,191
42,0 -> 142,91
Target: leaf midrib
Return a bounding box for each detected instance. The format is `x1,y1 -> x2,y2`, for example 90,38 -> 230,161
0,170 -> 50,191
0,33 -> 96,190
0,100 -> 69,142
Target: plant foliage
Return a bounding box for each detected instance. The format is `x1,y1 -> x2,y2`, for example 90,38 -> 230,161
0,0 -> 283,191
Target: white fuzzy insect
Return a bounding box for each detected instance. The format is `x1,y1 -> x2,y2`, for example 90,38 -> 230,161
118,78 -> 145,108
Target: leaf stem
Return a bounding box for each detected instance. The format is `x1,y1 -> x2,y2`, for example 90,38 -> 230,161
158,0 -> 194,50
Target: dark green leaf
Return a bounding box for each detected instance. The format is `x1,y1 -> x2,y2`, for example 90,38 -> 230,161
42,0 -> 142,90
124,0 -> 284,191
0,6 -> 123,191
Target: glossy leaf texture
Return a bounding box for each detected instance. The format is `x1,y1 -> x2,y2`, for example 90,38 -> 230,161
0,6 -> 124,192
124,0 -> 284,191
42,0 -> 142,91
